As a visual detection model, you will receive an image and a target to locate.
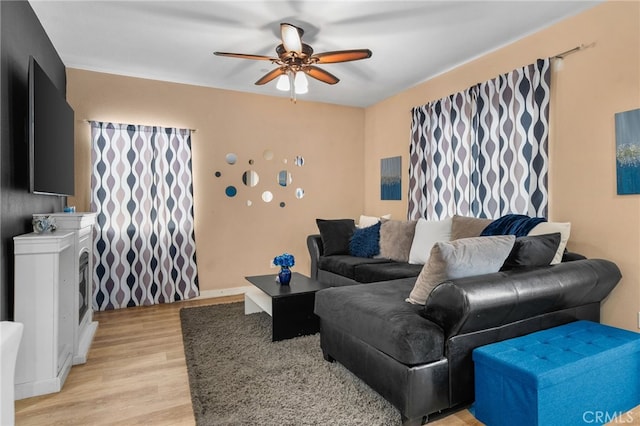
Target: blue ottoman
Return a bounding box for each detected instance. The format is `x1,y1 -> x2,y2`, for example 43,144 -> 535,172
473,320 -> 640,426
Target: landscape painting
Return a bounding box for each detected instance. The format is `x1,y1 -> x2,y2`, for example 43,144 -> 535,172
381,156 -> 402,200
615,108 -> 640,195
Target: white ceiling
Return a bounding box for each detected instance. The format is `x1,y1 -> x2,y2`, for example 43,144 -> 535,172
29,1 -> 601,107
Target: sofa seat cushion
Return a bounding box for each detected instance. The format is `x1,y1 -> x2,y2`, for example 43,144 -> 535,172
318,255 -> 392,280
314,279 -> 445,365
354,262 -> 423,283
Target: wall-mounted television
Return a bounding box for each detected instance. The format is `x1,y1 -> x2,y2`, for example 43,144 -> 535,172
28,56 -> 75,196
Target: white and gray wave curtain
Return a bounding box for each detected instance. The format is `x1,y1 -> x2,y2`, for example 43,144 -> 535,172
90,122 -> 199,311
408,58 -> 550,220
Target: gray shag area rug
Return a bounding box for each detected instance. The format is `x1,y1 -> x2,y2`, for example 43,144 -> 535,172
180,302 -> 401,425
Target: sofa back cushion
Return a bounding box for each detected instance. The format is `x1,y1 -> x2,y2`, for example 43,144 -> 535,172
407,235 -> 515,305
357,214 -> 391,228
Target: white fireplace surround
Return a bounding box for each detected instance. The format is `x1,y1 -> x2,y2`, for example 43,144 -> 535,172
47,213 -> 97,365
13,213 -> 98,399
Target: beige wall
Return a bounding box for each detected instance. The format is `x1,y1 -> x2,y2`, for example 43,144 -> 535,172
67,70 -> 365,294
68,1 -> 639,330
364,1 -> 640,331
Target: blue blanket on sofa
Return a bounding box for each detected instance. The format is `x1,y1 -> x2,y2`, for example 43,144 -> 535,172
480,214 -> 546,237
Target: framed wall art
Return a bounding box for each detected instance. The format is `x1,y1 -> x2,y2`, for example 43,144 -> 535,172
615,108 -> 640,195
381,156 -> 402,200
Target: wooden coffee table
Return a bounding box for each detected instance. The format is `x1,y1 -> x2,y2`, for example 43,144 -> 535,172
244,272 -> 329,341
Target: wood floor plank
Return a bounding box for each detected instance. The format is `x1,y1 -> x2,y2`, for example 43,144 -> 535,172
14,294 -> 640,425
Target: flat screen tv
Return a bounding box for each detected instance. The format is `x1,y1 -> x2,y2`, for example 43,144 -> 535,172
28,56 -> 75,196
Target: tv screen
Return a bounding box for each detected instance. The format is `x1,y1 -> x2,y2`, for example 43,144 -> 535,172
29,56 -> 75,196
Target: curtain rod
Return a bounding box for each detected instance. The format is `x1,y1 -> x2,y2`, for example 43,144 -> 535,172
83,119 -> 197,133
552,43 -> 594,59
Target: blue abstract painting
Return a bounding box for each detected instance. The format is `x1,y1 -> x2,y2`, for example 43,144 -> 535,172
381,156 -> 402,200
616,108 -> 640,195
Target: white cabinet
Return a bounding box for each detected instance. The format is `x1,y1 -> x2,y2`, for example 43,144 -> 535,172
13,232 -> 75,399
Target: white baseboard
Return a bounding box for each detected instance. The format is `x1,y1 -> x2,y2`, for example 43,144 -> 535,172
195,286 -> 254,300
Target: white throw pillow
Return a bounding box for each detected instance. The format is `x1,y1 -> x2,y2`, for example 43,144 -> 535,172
528,222 -> 571,264
406,235 -> 516,305
358,214 -> 391,228
408,218 -> 452,264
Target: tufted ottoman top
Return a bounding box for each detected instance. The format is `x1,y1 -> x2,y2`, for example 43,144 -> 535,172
473,320 -> 640,389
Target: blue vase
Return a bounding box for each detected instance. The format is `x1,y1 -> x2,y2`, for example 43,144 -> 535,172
278,266 -> 291,285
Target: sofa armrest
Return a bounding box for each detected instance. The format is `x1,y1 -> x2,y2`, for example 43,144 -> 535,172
307,234 -> 323,280
423,259 -> 621,338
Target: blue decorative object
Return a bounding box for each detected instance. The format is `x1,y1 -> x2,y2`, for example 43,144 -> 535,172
473,320 -> 640,426
480,214 -> 546,237
273,253 -> 295,268
277,266 -> 292,285
273,253 -> 295,285
225,185 -> 237,197
349,221 -> 381,258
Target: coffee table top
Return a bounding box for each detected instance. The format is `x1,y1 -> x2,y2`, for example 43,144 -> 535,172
245,272 -> 329,298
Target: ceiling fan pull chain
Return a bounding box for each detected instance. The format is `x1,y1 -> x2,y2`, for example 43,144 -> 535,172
289,71 -> 296,103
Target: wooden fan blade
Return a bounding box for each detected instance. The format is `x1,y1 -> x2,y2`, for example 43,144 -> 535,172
280,23 -> 303,53
255,68 -> 285,85
304,66 -> 339,85
214,52 -> 278,61
313,49 -> 373,64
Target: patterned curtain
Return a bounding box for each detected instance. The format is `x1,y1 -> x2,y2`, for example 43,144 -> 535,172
90,122 -> 199,310
408,58 -> 551,220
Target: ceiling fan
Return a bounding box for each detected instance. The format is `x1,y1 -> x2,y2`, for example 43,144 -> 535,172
214,23 -> 372,101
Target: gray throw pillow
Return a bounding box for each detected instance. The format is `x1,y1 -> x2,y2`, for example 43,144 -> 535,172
406,235 -> 516,305
379,220 -> 417,262
451,215 -> 494,240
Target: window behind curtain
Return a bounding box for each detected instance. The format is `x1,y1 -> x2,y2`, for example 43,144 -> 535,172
90,122 -> 199,310
408,58 -> 551,220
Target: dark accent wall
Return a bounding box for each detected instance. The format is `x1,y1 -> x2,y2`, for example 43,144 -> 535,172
1,1 -> 66,320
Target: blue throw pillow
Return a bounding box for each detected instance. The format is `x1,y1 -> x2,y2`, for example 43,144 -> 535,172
349,222 -> 381,258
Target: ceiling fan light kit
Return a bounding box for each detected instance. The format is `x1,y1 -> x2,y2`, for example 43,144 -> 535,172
276,74 -> 290,91
214,22 -> 372,102
293,72 -> 309,94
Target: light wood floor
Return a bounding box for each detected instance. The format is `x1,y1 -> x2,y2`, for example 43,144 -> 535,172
14,296 -> 640,425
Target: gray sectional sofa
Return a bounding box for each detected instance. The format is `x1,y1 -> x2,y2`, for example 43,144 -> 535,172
308,217 -> 621,425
